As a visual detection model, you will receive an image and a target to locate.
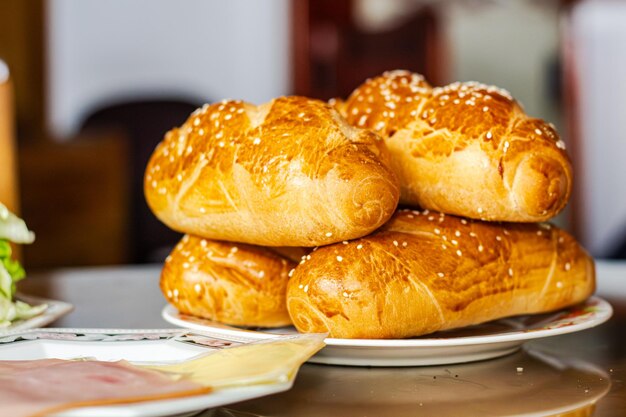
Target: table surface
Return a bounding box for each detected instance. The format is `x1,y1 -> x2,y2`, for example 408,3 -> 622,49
16,261 -> 626,417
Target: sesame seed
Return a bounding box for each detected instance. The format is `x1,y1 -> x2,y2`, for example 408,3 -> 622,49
342,291 -> 349,298
173,289 -> 179,297
218,141 -> 225,148
441,244 -> 447,250
537,231 -> 543,236
496,236 -> 502,241
508,268 -> 513,276
456,250 -> 463,257
402,242 -> 408,247
469,232 -> 476,237
194,284 -> 201,293
565,262 -> 571,271
224,114 -> 232,120
325,232 -> 333,237
461,219 -> 468,225
200,207 -> 206,214
393,240 -> 399,246
486,132 -> 493,140
455,230 -> 461,237
437,272 -> 445,278
303,285 -> 309,293
483,106 -> 489,112
342,241 -> 349,245
336,256 -> 343,262
477,207 -> 484,214
478,245 -> 484,252
253,138 -> 261,145
556,140 -> 566,150
167,290 -> 172,298
288,269 -> 295,277
451,239 -> 458,245
556,281 -> 563,288
259,271 -> 265,278
434,228 -> 441,235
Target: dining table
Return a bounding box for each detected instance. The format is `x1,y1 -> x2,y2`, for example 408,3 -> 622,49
15,259 -> 626,417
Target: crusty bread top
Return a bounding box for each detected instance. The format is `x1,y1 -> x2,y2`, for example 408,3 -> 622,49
342,70 -> 432,139
343,70 -> 568,154
144,96 -> 400,246
339,70 -> 572,221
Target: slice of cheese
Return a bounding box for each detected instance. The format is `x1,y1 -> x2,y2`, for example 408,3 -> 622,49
145,334 -> 325,388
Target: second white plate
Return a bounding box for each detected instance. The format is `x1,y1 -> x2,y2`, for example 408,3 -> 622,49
163,296 -> 613,367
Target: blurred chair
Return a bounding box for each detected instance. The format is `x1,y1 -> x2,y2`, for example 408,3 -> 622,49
0,60 -> 19,214
80,98 -> 201,263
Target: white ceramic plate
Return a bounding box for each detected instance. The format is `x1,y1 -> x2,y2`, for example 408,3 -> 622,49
0,328 -> 295,417
0,293 -> 73,334
163,296 -> 613,367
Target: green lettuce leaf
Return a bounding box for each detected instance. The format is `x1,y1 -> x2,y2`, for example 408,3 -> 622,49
0,203 -> 44,326
0,203 -> 35,244
0,296 -> 47,328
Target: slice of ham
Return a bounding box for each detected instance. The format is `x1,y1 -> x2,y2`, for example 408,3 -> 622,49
0,359 -> 210,417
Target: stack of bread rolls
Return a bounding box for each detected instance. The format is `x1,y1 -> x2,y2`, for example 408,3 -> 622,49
146,71 -> 594,339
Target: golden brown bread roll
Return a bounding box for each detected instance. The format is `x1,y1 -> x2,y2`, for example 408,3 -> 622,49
161,235 -> 307,327
286,209 -> 594,339
340,70 -> 573,222
145,96 -> 400,246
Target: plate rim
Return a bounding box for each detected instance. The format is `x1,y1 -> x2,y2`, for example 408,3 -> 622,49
162,296 -> 613,348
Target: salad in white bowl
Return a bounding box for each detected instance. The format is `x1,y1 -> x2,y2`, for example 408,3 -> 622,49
0,203 -> 46,327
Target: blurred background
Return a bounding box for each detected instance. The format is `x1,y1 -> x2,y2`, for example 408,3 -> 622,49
0,0 -> 624,269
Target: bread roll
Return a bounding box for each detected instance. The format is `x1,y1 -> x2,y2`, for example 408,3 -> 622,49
161,235 -> 307,327
340,70 -> 573,222
145,96 -> 400,246
287,209 -> 594,338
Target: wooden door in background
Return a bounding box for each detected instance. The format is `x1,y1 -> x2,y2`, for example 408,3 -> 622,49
292,0 -> 444,100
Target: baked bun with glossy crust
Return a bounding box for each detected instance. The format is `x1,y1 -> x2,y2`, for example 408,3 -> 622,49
145,96 -> 400,247
161,235 -> 307,328
286,209 -> 594,339
340,70 -> 573,222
